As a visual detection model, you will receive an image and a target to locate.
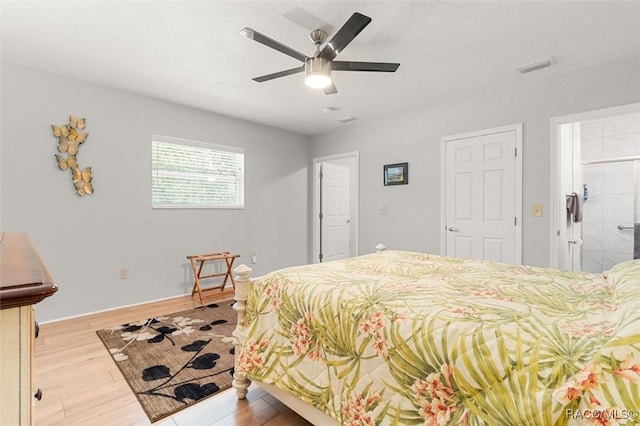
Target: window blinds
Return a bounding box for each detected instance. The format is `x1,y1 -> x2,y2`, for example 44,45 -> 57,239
152,136 -> 244,208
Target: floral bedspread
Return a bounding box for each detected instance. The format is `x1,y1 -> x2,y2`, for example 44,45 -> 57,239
238,251 -> 640,425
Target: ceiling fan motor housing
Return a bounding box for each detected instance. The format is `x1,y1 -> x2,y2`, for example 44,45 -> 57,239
305,56 -> 331,75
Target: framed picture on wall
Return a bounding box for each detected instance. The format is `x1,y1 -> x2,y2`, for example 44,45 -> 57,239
384,162 -> 408,186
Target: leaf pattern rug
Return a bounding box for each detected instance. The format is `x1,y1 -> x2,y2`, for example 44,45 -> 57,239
96,301 -> 236,423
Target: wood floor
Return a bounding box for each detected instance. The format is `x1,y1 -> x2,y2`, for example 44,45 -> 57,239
34,291 -> 313,426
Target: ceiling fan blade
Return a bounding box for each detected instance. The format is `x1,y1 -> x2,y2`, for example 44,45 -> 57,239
240,28 -> 307,63
319,12 -> 371,61
323,81 -> 338,95
332,61 -> 400,72
253,66 -> 305,82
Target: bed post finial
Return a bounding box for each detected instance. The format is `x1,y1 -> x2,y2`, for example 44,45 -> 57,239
375,243 -> 387,252
232,264 -> 252,399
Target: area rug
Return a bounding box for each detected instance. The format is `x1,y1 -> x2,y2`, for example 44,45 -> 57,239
96,301 -> 236,423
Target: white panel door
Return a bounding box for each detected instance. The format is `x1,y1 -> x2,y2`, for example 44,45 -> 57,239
321,162 -> 350,262
443,127 -> 521,263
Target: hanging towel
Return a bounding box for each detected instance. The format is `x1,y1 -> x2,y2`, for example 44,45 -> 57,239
634,223 -> 640,259
566,192 -> 583,223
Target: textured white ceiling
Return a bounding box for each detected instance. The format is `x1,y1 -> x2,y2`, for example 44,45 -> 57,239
2,0 -> 639,136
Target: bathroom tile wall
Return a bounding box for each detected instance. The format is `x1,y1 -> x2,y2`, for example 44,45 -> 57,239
581,114 -> 640,272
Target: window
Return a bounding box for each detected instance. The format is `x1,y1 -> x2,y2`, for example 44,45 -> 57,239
152,135 -> 244,208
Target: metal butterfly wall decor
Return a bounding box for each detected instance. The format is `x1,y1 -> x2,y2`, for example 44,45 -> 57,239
51,116 -> 93,196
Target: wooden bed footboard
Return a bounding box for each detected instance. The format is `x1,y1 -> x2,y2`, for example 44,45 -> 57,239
231,263 -> 252,399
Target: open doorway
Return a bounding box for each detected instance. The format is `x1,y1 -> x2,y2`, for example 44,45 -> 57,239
312,152 -> 359,263
550,103 -> 640,272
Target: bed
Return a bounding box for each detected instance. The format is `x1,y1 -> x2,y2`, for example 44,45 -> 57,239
230,249 -> 640,425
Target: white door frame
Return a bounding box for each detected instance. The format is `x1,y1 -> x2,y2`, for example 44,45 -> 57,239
312,151 -> 359,263
440,123 -> 523,263
549,102 -> 640,268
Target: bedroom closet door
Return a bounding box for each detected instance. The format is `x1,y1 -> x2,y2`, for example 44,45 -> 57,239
319,162 -> 350,262
441,124 -> 522,264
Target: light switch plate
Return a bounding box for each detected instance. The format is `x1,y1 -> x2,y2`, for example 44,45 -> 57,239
533,204 -> 543,217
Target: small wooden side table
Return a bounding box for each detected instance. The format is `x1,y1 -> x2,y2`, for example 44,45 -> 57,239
186,252 -> 239,304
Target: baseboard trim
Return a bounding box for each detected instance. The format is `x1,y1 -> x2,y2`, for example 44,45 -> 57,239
39,288 -> 235,324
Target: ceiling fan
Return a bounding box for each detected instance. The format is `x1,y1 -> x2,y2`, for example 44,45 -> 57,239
240,12 -> 400,95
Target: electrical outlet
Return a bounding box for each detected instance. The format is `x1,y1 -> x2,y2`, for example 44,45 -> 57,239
251,249 -> 257,264
379,204 -> 388,215
119,268 -> 129,279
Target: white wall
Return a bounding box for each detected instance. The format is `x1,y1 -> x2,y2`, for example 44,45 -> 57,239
3,56 -> 638,321
1,63 -> 310,321
310,56 -> 640,267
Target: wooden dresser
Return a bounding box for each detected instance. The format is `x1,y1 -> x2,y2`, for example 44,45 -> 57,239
0,232 -> 58,426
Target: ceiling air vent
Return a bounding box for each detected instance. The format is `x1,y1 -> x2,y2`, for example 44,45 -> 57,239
336,115 -> 357,123
516,57 -> 554,74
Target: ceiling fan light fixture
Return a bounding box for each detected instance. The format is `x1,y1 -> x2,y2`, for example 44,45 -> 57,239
305,57 -> 332,89
305,73 -> 332,89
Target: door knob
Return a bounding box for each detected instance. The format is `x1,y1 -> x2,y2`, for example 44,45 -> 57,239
447,226 -> 458,232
